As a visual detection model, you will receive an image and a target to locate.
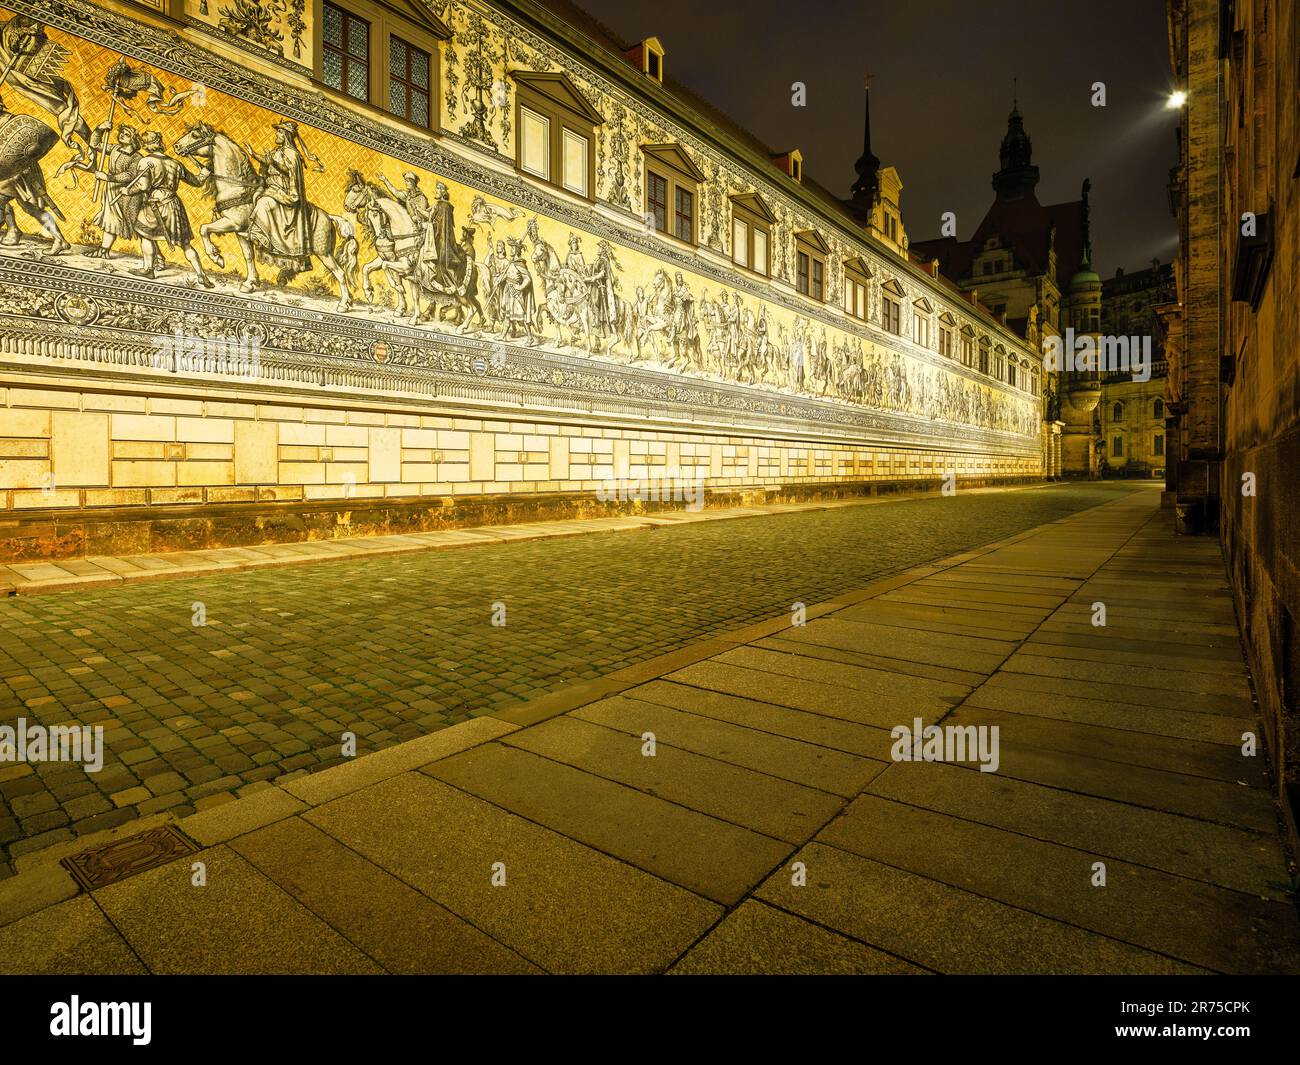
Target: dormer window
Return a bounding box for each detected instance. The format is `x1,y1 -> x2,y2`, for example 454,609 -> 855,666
626,37 -> 665,83
843,257 -> 871,320
642,144 -> 704,245
510,71 -> 604,200
730,192 -> 774,277
773,149 -> 803,183
795,230 -> 828,301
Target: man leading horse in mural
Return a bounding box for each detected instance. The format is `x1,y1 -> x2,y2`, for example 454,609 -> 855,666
118,129 -> 213,287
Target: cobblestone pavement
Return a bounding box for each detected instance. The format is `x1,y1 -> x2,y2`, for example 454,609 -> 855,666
0,482 -> 1142,875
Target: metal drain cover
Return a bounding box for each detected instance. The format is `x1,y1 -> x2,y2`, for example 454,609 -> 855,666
61,825 -> 201,891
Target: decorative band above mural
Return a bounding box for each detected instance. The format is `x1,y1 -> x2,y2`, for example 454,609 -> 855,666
0,0 -> 1040,451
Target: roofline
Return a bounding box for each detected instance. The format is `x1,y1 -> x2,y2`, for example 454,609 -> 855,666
497,0 -> 1035,349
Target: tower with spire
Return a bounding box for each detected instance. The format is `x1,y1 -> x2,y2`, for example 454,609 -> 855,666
848,74 -> 881,220
992,86 -> 1040,201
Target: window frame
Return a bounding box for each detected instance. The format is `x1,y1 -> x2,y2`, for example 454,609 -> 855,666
322,1 -> 372,104
794,231 -> 829,303
639,145 -> 702,245
387,33 -> 434,129
881,294 -> 901,335
730,193 -> 774,278
314,0 -> 449,131
512,72 -> 603,202
843,259 -> 871,322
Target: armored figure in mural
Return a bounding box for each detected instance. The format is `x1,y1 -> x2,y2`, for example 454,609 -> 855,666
119,129 -> 213,286
380,171 -> 432,260
86,122 -> 141,259
0,95 -> 70,253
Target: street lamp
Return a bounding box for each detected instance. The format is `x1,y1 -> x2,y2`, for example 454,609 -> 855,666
1166,90 -> 1187,109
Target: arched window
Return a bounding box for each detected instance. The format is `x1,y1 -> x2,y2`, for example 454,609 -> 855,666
1153,398 -> 1163,419
1112,401 -> 1124,421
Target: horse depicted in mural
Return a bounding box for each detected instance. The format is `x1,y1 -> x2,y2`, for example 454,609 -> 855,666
530,247 -> 594,351
342,170 -> 475,326
172,122 -> 357,310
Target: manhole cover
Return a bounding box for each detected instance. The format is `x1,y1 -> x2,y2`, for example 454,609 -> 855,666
61,824 -> 201,891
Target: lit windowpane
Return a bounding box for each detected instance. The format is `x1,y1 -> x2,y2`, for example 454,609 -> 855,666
753,228 -> 767,274
732,218 -> 747,267
562,129 -> 588,196
521,108 -> 549,178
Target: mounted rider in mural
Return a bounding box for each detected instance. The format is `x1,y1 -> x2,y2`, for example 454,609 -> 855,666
247,118 -> 318,274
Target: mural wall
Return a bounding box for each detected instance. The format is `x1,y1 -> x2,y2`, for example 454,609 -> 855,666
0,0 -> 1045,554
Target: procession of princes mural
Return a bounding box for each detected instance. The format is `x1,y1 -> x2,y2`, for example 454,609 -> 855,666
0,11 -> 1036,437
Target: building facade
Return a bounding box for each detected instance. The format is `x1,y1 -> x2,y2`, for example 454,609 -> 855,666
1098,261 -> 1175,479
913,104 -> 1103,479
0,0 -> 1044,561
1166,0 -> 1299,852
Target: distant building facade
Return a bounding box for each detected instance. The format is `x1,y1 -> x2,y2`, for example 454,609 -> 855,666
1098,262 -> 1176,479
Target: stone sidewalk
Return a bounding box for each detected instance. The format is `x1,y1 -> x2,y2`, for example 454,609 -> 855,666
2,485 -> 1297,974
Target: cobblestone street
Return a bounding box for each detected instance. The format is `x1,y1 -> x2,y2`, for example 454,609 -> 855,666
0,483 -> 1141,875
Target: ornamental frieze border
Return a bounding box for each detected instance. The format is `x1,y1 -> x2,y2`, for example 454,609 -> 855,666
3,0 -> 1041,408
0,259 -> 1038,457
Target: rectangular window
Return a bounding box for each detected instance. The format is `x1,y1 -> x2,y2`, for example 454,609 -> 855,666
1112,436 -> 1123,457
323,3 -> 370,102
1154,433 -> 1164,456
961,336 -> 973,365
674,185 -> 693,242
812,259 -> 824,301
914,315 -> 929,347
752,227 -> 767,275
797,252 -> 810,295
648,172 -> 668,233
979,347 -> 989,374
939,327 -> 952,357
1008,363 -> 1016,387
388,36 -> 431,126
732,218 -> 748,268
882,296 -> 901,334
562,128 -> 588,196
520,107 -> 550,179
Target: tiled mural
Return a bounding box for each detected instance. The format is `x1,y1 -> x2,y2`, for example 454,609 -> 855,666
0,0 -> 1042,515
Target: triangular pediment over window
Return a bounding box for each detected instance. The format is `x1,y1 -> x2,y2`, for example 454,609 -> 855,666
730,192 -> 775,223
509,71 -> 605,125
795,229 -> 831,255
880,277 -> 906,296
913,296 -> 934,313
394,0 -> 453,38
641,143 -> 705,183
844,256 -> 872,279
938,310 -> 957,325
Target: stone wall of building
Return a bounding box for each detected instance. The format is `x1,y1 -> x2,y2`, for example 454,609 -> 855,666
1168,0 -> 1300,854
0,0 -> 1044,559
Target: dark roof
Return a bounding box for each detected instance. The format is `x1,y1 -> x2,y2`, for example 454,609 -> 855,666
912,190 -> 1086,291
523,0 -> 870,233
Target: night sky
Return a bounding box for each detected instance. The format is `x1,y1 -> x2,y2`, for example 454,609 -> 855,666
573,0 -> 1180,278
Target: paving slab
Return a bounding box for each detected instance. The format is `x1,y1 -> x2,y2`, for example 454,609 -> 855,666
0,895 -> 146,975
868,761 -> 1289,898
669,899 -> 929,975
304,773 -> 722,973
503,713 -> 847,841
92,845 -> 380,974
817,794 -> 1299,975
756,842 -> 1204,975
425,741 -> 792,903
232,816 -> 541,974
572,694 -> 881,797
